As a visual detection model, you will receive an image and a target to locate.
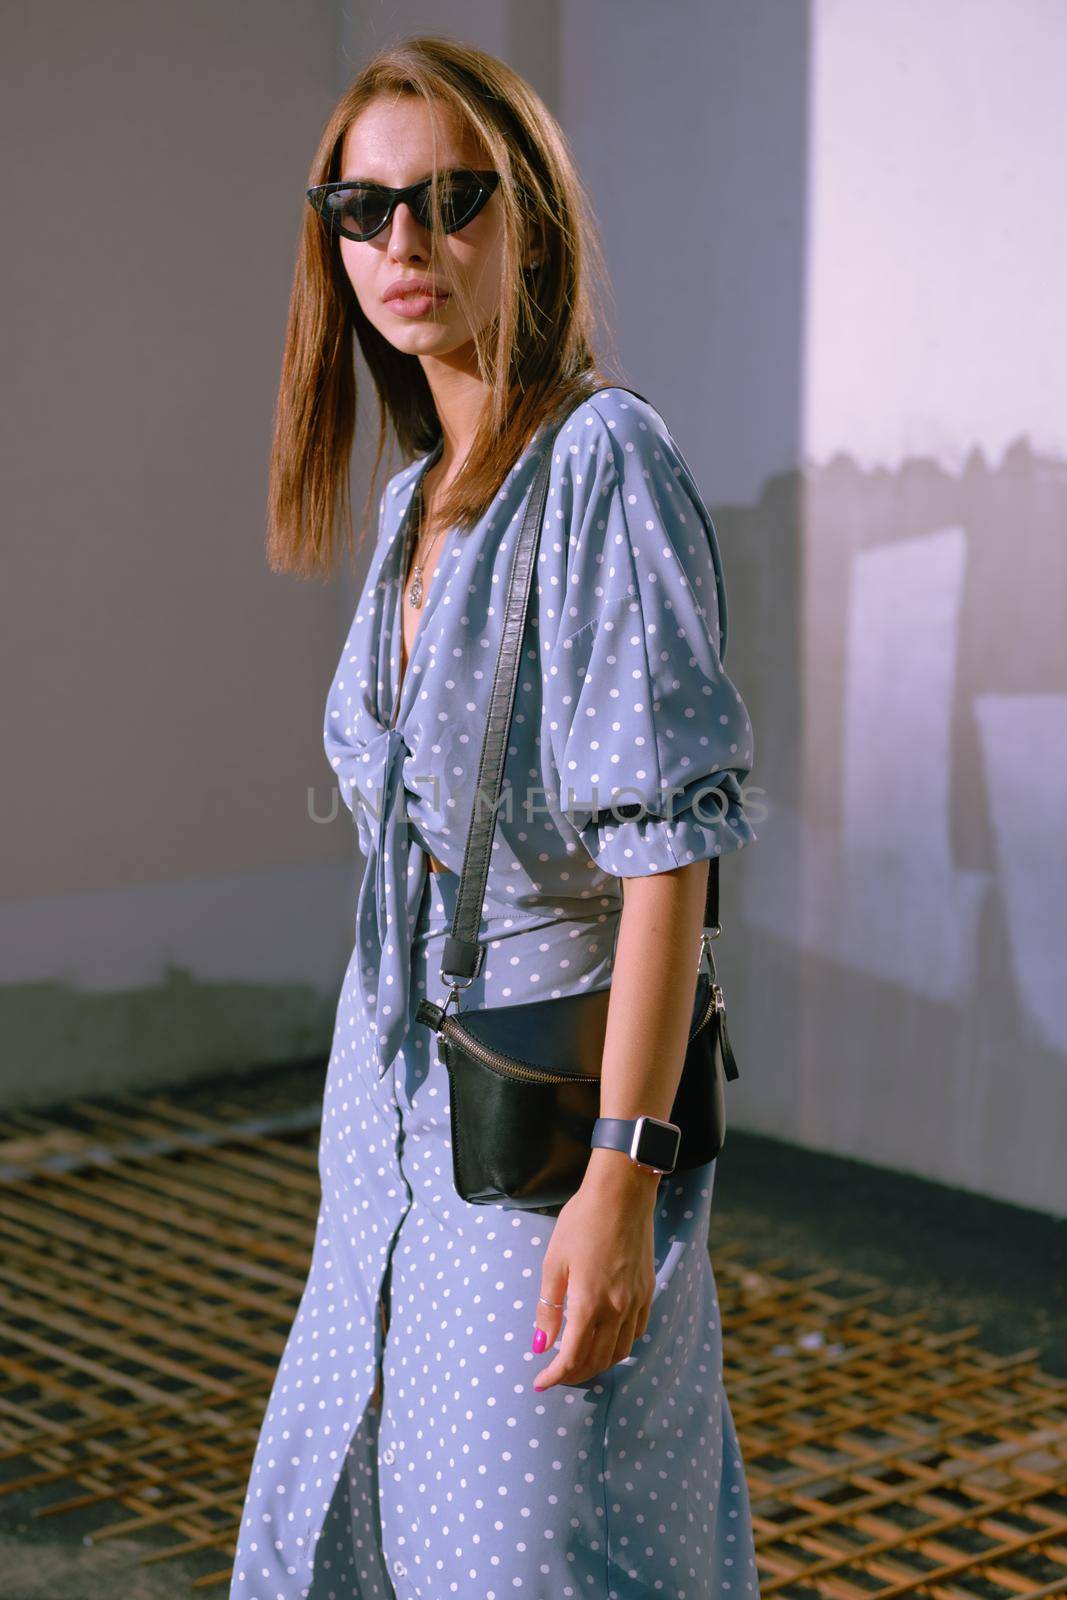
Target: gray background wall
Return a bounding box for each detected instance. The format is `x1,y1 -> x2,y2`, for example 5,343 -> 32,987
3,0 -> 1065,1216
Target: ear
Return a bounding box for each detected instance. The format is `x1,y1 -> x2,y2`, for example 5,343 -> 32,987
523,222 -> 546,274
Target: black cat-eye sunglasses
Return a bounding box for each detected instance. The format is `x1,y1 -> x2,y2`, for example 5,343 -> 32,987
306,168 -> 500,243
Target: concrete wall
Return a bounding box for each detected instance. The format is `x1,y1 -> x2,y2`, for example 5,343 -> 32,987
1,1 -> 357,1099
561,0 -> 1067,1213
4,0 -> 1065,1215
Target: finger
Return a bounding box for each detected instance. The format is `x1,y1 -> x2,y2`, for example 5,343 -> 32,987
531,1267 -> 568,1356
633,1295 -> 654,1345
541,1308 -> 621,1390
630,1286 -> 655,1350
533,1302 -> 598,1390
608,1306 -> 641,1369
585,1316 -> 626,1380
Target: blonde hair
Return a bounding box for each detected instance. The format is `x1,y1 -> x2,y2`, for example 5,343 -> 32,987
266,33 -> 622,578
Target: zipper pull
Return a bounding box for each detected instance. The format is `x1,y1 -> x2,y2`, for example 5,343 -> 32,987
717,1009 -> 740,1081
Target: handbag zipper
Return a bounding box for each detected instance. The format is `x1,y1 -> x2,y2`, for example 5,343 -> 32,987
432,977 -> 724,1084
689,981 -> 724,1040
436,1012 -> 601,1082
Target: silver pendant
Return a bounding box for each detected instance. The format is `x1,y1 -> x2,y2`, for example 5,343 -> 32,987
408,566 -> 424,608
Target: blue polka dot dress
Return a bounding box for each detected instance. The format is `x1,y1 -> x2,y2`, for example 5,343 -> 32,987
230,388 -> 761,1599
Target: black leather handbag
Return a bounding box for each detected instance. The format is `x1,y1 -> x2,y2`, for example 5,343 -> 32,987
415,383 -> 741,1211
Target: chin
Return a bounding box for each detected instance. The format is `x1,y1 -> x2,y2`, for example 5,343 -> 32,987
382,326 -> 471,359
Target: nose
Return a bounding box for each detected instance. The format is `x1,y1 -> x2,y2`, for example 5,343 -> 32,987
386,199 -> 430,261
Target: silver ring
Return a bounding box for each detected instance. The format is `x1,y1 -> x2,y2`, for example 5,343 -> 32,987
538,1295 -> 564,1309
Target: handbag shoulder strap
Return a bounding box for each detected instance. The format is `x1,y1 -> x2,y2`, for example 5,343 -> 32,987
440,382 -> 720,985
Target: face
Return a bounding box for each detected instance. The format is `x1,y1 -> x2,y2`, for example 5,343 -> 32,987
337,95 -> 511,376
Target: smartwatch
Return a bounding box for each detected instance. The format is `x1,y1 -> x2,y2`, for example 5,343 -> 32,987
590,1115 -> 681,1175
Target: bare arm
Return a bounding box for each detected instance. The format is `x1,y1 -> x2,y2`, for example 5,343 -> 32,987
531,858 -> 710,1389
582,858 -> 710,1199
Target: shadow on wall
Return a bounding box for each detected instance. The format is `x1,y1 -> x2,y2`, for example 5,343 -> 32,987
1,438 -> 1063,1222
722,434 -> 1067,1218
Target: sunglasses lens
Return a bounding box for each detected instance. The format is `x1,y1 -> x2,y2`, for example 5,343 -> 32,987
422,172 -> 490,234
318,185 -> 392,240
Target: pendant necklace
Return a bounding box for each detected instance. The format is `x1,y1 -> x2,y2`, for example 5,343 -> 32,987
407,472 -> 447,609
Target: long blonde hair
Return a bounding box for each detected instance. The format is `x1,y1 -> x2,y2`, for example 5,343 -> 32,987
267,33 -> 622,578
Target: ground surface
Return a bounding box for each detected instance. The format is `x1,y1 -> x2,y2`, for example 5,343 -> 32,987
1,1058 -> 1062,1599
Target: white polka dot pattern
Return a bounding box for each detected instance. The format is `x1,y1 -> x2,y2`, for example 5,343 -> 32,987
229,870 -> 763,1599
231,388 -> 763,1595
321,389 -> 758,1077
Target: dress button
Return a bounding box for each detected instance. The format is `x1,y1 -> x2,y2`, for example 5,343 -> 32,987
394,1558 -> 406,1577
382,1446 -> 395,1464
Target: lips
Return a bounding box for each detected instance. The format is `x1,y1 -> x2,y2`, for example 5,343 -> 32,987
386,291 -> 450,319
383,279 -> 449,303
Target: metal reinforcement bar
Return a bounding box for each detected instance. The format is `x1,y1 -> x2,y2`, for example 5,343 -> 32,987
0,1086 -> 1064,1595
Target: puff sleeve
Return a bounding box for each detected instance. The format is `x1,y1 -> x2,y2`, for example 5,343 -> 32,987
544,392 -> 757,877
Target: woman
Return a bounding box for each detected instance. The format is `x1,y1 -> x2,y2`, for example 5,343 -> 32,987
232,34 -> 760,1600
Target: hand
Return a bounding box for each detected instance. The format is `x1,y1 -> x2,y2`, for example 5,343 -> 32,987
531,1152 -> 659,1390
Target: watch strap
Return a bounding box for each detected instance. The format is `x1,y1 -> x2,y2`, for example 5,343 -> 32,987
591,1115 -> 681,1172
591,1117 -> 639,1153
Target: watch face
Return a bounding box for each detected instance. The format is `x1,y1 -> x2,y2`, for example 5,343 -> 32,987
633,1117 -> 681,1172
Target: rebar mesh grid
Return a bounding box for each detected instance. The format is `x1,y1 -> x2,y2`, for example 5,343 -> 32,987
0,1086 -> 1064,1596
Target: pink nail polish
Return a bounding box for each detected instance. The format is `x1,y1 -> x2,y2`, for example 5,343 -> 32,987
531,1327 -> 547,1353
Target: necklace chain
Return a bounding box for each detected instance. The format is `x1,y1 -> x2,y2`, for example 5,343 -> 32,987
406,466 -> 446,609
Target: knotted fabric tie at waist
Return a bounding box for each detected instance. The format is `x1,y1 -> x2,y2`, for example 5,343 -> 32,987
349,724 -> 430,1076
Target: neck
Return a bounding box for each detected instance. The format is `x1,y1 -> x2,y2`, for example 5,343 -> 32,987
419,359 -> 489,476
